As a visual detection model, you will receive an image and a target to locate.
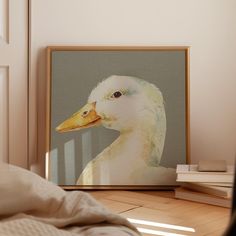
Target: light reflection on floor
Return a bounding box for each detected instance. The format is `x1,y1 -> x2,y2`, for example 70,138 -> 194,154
128,218 -> 195,236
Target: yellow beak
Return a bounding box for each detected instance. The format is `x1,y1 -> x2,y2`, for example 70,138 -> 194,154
56,102 -> 101,133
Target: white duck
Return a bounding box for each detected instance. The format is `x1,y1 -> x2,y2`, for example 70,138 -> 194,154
56,75 -> 176,185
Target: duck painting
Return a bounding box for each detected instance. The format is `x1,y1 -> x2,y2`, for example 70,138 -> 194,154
56,75 -> 176,185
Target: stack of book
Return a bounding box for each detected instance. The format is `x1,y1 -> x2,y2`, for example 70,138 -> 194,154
175,164 -> 234,208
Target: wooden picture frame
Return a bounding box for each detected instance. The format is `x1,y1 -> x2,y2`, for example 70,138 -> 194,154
46,46 -> 190,189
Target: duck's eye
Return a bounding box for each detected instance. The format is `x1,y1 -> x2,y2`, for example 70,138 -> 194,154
112,91 -> 122,98
82,110 -> 88,117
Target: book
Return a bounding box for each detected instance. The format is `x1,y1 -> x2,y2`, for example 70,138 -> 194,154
181,182 -> 232,199
202,182 -> 233,187
175,187 -> 231,208
176,165 -> 234,183
198,160 -> 227,172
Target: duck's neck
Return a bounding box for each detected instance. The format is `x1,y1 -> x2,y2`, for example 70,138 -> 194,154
97,125 -> 160,168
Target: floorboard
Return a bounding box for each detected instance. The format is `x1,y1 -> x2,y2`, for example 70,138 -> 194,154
89,190 -> 231,236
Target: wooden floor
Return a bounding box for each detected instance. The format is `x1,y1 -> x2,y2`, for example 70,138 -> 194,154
89,190 -> 230,236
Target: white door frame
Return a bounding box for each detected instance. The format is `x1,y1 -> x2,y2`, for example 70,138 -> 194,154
0,0 -> 29,168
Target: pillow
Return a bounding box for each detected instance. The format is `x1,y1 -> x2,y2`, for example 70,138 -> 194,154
0,163 -> 139,235
0,163 -> 65,216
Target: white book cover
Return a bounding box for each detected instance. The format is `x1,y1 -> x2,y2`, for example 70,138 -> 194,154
202,182 -> 233,187
175,187 -> 231,208
176,165 -> 234,183
182,182 -> 232,199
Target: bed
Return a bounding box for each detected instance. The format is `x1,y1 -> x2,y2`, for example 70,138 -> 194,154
0,163 -> 140,236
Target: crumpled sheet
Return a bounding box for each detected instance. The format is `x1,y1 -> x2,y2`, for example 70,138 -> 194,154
0,163 -> 140,236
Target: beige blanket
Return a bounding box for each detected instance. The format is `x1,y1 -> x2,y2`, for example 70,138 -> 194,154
0,164 -> 140,236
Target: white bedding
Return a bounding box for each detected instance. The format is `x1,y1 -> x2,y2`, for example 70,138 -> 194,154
0,164 -> 140,236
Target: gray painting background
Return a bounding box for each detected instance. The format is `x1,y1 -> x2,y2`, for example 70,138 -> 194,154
50,50 -> 187,185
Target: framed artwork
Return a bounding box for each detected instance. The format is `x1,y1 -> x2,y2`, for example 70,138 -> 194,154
46,46 -> 190,189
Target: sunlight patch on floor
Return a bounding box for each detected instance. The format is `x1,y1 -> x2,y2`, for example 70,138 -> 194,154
137,227 -> 188,236
128,218 -> 195,236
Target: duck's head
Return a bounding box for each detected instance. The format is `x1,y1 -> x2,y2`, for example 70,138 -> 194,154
56,75 -> 165,134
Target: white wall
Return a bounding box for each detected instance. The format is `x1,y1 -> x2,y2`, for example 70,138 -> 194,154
30,0 -> 236,176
